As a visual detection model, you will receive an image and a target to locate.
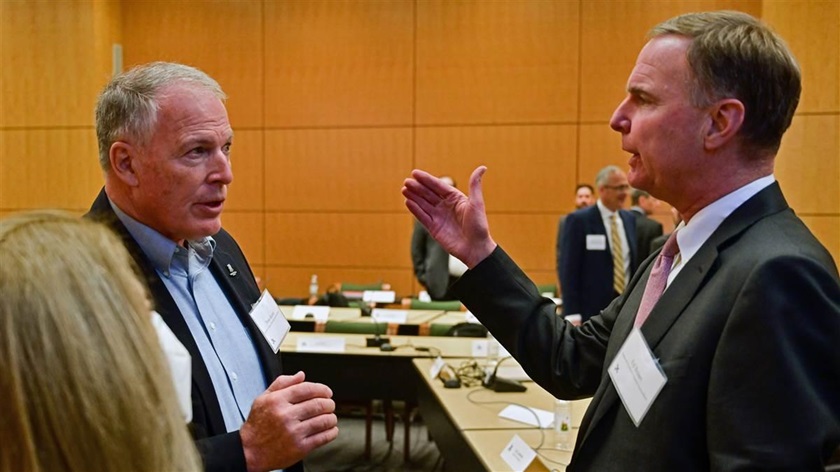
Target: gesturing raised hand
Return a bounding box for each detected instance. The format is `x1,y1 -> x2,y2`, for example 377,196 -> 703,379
402,166 -> 497,269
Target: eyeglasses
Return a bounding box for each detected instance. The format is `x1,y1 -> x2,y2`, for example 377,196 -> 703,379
603,184 -> 630,191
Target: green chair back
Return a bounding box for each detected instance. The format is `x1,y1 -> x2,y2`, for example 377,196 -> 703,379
409,299 -> 462,311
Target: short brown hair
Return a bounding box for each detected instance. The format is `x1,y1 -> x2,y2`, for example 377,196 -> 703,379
650,11 -> 801,155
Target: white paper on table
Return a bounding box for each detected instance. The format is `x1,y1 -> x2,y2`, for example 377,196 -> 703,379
498,405 -> 554,429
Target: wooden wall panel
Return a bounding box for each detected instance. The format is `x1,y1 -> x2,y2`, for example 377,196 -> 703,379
763,0 -> 840,113
487,214 -> 557,272
0,129 -> 102,210
264,0 -> 414,128
0,0 -> 112,127
416,0 -> 579,125
121,0 -> 263,128
264,128 -> 413,212
226,130 -> 264,212
578,123 -> 631,200
800,215 -> 840,265
775,115 -> 839,215
579,0 -> 762,123
415,125 -> 578,213
222,211 -> 265,269
265,266 -> 415,299
264,212 -> 412,268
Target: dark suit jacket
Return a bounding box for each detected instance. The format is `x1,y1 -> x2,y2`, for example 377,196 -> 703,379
630,207 -> 664,263
411,220 -> 452,300
456,183 -> 840,470
559,205 -> 638,320
87,189 -> 300,472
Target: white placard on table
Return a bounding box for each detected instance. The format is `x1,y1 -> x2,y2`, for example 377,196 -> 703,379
464,311 -> 480,324
362,290 -> 396,303
498,405 -> 554,429
371,308 -> 408,324
291,305 -> 330,322
471,339 -> 511,358
499,434 -> 537,472
295,336 -> 346,353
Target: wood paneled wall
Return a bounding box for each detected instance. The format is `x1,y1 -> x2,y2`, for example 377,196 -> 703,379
1,0 -> 837,298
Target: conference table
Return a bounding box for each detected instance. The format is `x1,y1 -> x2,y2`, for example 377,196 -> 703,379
413,357 -> 591,471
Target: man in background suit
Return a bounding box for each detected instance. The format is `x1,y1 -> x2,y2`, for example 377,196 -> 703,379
411,176 -> 467,300
558,166 -> 638,321
87,62 -> 337,472
629,188 -> 663,262
403,11 -> 840,469
555,183 -> 594,292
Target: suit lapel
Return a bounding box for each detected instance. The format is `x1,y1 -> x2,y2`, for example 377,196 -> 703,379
574,183 -> 790,454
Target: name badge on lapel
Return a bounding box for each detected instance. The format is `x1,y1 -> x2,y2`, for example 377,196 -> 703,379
248,289 -> 291,353
608,327 -> 667,426
586,234 -> 607,250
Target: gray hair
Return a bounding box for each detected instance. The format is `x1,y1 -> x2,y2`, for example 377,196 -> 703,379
595,165 -> 622,188
650,11 -> 800,156
95,62 -> 226,171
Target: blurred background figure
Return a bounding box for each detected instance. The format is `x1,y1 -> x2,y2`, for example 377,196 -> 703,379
411,175 -> 467,300
556,183 -> 596,293
629,188 -> 664,262
0,211 -> 200,472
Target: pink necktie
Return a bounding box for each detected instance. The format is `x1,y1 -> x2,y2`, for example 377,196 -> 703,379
634,231 -> 680,327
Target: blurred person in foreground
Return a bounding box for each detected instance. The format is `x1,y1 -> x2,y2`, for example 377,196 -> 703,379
0,211 -> 201,472
403,11 -> 840,469
86,62 -> 337,472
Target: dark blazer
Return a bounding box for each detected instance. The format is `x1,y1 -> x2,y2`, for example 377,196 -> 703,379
456,183 -> 840,470
86,189 -> 299,472
411,220 -> 452,300
630,207 -> 664,263
559,205 -> 638,320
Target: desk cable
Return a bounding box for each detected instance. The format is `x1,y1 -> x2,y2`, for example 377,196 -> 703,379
463,388 -> 570,468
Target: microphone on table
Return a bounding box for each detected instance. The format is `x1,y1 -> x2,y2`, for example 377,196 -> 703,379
482,356 -> 527,392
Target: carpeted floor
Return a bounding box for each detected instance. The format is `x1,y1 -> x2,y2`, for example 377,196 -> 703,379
303,409 -> 443,472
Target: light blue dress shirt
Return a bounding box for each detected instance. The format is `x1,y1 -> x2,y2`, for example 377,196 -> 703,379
111,202 -> 266,432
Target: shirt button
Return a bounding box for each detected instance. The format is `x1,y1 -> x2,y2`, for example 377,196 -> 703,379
231,372 -> 238,382
209,322 -> 216,331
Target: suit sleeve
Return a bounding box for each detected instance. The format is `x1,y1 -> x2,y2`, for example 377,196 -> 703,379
195,433 -> 247,472
455,247 -> 614,399
559,213 -> 584,316
707,255 -> 840,468
410,221 -> 428,286
556,217 -> 564,290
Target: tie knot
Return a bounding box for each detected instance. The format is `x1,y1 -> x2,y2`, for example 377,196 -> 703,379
661,230 -> 680,258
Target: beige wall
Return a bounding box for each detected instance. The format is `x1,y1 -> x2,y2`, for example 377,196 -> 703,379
1,0 -> 837,298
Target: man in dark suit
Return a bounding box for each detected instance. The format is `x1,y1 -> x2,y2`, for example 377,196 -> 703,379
629,188 -> 664,262
559,166 -> 638,321
555,183 -> 594,294
86,62 -> 337,472
403,11 -> 840,469
411,176 -> 466,300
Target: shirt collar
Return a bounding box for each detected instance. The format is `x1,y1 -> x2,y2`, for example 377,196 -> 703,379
676,174 -> 776,263
109,199 -> 216,276
597,199 -> 618,219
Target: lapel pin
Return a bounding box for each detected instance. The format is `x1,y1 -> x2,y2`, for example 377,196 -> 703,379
227,264 -> 238,277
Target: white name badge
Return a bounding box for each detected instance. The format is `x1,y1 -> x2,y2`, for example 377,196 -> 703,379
371,308 -> 408,324
296,336 -> 346,353
608,327 -> 667,426
362,290 -> 396,303
500,434 -> 537,471
248,290 -> 291,353
291,305 -> 330,322
586,234 -> 607,250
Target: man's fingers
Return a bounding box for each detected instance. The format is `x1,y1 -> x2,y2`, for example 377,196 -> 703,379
275,381 -> 334,404
267,371 -> 305,392
468,165 -> 487,207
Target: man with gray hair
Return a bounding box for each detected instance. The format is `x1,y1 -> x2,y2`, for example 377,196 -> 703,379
558,165 -> 638,321
403,11 -> 839,469
87,62 -> 337,472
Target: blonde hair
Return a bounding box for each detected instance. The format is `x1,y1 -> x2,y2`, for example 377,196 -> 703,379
0,211 -> 200,472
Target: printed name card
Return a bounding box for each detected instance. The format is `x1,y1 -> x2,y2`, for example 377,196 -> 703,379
248,290 -> 291,353
429,356 -> 446,379
296,336 -> 346,353
498,405 -> 553,429
371,308 -> 408,324
464,311 -> 480,324
471,339 -> 511,358
291,305 -> 330,322
362,290 -> 396,303
499,434 -> 537,471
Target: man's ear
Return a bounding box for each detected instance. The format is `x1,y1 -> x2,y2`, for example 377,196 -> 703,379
109,141 -> 140,186
704,98 -> 745,151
